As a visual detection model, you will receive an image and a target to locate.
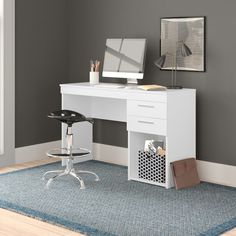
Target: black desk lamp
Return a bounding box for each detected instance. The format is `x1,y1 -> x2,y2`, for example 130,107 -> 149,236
154,41 -> 192,89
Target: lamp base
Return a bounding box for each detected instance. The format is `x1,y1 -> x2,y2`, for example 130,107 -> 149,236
167,85 -> 183,89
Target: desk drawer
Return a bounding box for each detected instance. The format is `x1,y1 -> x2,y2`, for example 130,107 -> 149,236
127,100 -> 166,119
127,116 -> 167,135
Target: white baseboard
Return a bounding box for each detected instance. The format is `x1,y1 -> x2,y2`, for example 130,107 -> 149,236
93,143 -> 128,166
15,142 -> 236,188
197,160 -> 236,188
15,140 -> 61,164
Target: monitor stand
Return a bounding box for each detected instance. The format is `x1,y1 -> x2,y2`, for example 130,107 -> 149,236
125,79 -> 139,89
126,78 -> 138,85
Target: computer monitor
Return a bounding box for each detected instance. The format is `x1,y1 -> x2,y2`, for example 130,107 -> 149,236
102,38 -> 147,84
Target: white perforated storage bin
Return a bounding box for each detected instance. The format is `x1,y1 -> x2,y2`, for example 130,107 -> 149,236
138,150 -> 166,184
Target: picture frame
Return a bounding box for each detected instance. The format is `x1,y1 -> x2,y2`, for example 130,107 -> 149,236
160,16 -> 206,72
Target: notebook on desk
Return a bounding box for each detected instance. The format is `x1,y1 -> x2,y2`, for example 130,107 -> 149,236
138,84 -> 166,91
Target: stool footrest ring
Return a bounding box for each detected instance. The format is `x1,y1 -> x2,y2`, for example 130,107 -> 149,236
46,148 -> 91,159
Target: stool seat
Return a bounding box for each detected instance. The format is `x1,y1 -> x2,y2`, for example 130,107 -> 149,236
48,110 -> 93,126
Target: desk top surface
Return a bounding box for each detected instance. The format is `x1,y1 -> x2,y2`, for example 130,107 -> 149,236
60,82 -> 195,101
61,82 -> 195,92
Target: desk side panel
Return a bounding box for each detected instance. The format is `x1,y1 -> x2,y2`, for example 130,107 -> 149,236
166,90 -> 196,188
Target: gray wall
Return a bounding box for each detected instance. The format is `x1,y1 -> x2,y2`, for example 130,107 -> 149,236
15,0 -> 236,166
15,0 -> 68,147
68,0 -> 236,166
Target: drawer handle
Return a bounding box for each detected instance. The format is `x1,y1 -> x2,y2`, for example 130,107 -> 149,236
138,104 -> 155,108
138,120 -> 154,125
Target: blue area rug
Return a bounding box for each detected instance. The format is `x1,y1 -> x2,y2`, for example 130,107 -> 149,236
0,160 -> 236,236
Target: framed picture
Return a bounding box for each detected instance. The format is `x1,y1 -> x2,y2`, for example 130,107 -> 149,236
160,16 -> 206,72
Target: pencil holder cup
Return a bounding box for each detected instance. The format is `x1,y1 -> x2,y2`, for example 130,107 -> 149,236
89,72 -> 99,84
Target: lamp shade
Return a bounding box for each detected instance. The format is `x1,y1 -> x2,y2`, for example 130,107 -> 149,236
154,54 -> 167,68
180,43 -> 192,57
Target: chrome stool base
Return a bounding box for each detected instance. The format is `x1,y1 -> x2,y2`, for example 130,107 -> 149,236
43,159 -> 100,189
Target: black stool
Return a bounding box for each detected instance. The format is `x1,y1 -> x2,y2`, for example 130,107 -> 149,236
42,110 -> 99,189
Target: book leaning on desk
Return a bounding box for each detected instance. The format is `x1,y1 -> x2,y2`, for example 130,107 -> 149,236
138,84 -> 166,91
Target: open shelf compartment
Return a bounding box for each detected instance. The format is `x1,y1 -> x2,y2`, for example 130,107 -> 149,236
128,131 -> 167,187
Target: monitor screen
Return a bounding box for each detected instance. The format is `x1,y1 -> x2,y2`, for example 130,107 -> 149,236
102,38 -> 147,80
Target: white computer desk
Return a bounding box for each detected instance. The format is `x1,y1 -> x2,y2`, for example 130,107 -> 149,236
60,82 -> 196,188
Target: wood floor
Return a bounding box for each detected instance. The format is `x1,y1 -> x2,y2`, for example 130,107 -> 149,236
0,158 -> 235,236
